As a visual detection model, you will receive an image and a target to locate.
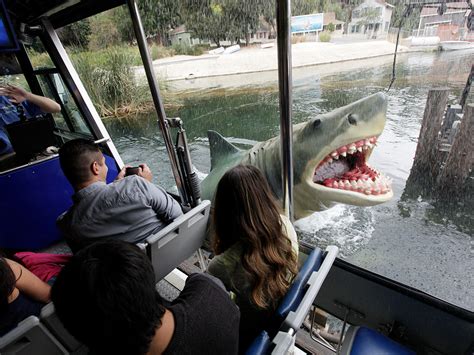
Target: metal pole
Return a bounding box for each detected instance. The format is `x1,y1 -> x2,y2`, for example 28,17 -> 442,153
276,0 -> 294,220
126,0 -> 186,199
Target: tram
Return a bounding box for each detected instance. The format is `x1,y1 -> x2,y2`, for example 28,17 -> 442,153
0,0 -> 473,354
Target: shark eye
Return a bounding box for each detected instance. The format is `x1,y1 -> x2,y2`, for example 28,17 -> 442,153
313,119 -> 321,128
348,114 -> 358,125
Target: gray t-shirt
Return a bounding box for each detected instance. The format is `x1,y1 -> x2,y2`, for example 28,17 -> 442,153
57,176 -> 182,249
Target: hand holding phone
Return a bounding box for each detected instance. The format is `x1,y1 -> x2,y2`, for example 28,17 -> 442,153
125,167 -> 140,176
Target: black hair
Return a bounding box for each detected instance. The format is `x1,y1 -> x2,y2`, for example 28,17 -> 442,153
0,257 -> 15,310
51,240 -> 166,355
58,138 -> 103,186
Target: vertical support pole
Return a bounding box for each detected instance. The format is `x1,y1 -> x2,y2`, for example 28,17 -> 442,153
436,104 -> 474,200
126,0 -> 186,200
404,88 -> 449,198
276,0 -> 294,220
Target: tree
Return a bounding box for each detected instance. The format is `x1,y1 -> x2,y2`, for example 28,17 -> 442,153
57,19 -> 91,48
357,6 -> 382,37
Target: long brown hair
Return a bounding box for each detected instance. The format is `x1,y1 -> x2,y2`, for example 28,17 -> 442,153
212,165 -> 298,310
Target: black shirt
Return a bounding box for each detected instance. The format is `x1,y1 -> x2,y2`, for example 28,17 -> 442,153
164,273 -> 240,355
0,293 -> 43,336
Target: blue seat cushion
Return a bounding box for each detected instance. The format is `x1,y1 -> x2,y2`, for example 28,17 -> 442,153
275,247 -> 324,321
245,330 -> 271,355
350,327 -> 415,355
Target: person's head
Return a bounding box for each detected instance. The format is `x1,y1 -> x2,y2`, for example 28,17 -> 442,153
59,139 -> 108,190
212,165 -> 298,310
0,257 -> 15,310
51,240 -> 165,355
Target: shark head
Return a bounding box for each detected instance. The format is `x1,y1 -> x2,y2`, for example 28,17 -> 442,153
292,92 -> 392,218
200,92 -> 392,220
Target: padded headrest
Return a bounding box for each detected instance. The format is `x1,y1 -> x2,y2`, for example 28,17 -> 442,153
348,327 -> 416,355
275,248 -> 324,321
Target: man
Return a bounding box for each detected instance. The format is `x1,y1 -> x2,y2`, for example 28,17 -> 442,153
51,240 -> 240,355
0,85 -> 61,155
57,138 -> 183,251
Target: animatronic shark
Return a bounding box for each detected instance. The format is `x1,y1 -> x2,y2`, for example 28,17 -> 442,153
201,92 -> 393,219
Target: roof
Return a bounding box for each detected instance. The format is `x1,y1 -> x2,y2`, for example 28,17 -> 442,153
169,25 -> 187,35
5,0 -> 126,28
375,0 -> 395,8
420,2 -> 470,17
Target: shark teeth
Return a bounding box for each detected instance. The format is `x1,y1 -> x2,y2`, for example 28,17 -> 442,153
323,136 -> 378,163
322,172 -> 392,195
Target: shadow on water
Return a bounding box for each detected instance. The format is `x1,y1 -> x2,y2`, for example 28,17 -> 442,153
104,50 -> 474,310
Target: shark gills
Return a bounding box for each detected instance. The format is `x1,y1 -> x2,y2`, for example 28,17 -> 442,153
201,92 -> 393,220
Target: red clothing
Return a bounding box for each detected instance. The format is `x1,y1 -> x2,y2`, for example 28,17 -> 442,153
14,252 -> 71,282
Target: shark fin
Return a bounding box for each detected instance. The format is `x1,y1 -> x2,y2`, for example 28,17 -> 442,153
208,130 -> 241,171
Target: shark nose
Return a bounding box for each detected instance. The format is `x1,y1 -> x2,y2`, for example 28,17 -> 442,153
348,114 -> 358,125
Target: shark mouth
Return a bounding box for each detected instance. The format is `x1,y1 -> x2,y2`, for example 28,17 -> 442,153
313,136 -> 392,196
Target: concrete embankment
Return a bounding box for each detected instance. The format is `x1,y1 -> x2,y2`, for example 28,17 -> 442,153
134,40 -> 412,82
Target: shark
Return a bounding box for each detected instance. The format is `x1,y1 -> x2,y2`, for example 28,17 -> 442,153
201,92 -> 393,219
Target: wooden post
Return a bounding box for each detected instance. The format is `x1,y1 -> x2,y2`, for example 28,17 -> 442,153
404,88 -> 449,198
436,103 -> 474,202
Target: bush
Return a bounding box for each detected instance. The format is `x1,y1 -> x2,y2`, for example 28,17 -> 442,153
171,42 -> 204,56
326,23 -> 336,33
319,32 -> 331,42
291,35 -> 306,44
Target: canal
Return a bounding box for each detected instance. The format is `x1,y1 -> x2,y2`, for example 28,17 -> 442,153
103,49 -> 473,311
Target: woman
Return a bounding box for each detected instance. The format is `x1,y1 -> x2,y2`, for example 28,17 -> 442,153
0,257 -> 51,335
208,165 -> 298,350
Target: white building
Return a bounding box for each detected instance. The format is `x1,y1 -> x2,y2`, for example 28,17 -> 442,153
349,0 -> 394,38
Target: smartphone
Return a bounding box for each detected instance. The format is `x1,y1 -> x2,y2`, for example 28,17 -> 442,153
125,167 -> 140,176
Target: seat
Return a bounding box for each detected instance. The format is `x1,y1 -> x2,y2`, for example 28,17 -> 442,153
341,326 -> 415,355
0,316 -> 67,355
246,245 -> 339,355
40,303 -> 82,353
143,200 -> 211,281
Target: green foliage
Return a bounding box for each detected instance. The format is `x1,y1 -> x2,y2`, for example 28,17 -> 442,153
179,0 -> 270,46
391,0 -> 422,30
326,23 -> 336,32
88,13 -> 122,50
319,32 -> 331,42
57,19 -> 91,48
171,42 -> 205,56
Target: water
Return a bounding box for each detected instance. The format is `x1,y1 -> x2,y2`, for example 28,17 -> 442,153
103,50 -> 474,311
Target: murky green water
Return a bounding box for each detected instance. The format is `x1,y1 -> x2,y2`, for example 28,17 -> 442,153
104,50 -> 473,311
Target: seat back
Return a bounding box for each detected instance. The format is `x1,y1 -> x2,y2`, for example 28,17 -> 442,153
274,247 -> 324,323
0,316 -> 67,355
245,331 -> 272,355
40,303 -> 82,352
145,200 -> 211,281
281,245 -> 338,332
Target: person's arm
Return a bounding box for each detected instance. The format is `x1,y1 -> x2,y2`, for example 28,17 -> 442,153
133,163 -> 183,221
0,85 -> 61,113
6,259 -> 51,303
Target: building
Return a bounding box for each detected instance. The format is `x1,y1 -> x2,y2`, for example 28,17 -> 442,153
349,0 -> 394,38
323,12 -> 344,36
417,2 -> 471,40
169,25 -> 208,47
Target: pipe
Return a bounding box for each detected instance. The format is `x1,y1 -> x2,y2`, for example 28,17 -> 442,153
276,0 -> 294,221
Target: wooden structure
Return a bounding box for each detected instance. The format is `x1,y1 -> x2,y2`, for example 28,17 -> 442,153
404,88 -> 449,198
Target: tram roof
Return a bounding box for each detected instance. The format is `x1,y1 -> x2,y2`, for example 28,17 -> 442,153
5,0 -> 126,28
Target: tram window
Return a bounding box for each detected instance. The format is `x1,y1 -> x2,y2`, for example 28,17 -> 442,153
37,73 -> 92,136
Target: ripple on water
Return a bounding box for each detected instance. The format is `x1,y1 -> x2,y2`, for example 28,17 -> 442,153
295,205 -> 375,258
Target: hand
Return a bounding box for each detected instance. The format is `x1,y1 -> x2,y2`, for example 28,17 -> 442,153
138,163 -> 153,182
115,165 -> 131,181
0,85 -> 29,104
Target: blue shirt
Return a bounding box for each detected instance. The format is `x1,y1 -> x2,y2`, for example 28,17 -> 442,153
57,176 -> 183,246
0,96 -> 45,155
